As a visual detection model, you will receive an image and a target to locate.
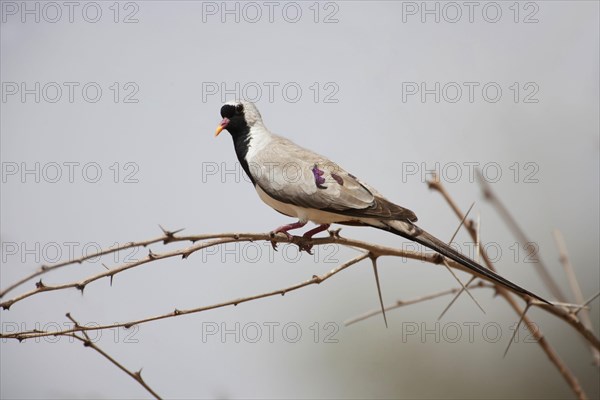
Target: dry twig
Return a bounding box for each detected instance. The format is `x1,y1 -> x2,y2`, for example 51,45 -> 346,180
553,229 -> 600,365
429,174 -> 589,399
476,171 -> 566,301
65,313 -> 162,400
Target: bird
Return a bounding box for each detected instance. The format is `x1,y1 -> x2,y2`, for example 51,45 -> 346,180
214,100 -> 551,312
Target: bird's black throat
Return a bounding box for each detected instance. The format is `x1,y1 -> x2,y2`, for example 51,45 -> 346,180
221,103 -> 262,184
232,132 -> 255,185
220,104 -> 256,185
228,124 -> 255,185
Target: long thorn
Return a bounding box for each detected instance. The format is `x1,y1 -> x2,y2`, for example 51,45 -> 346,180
438,201 -> 484,316
448,202 -> 475,244
438,276 -> 478,320
441,260 -> 486,315
504,303 -> 532,358
573,292 -> 600,316
370,256 -> 388,328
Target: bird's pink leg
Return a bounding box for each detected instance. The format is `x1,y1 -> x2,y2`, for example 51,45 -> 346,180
299,224 -> 330,254
272,221 -> 307,239
303,224 -> 330,239
270,221 -> 307,251
270,222 -> 331,254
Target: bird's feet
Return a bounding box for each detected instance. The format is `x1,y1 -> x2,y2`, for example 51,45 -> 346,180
269,222 -> 330,254
296,238 -> 314,255
269,231 -> 291,251
297,224 -> 330,254
269,221 -> 307,251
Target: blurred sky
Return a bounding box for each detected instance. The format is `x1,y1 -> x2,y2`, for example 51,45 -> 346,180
1,1 -> 599,399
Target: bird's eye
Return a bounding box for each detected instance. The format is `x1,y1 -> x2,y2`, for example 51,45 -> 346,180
236,104 -> 244,113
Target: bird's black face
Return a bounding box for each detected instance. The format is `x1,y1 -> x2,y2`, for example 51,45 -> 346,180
215,103 -> 248,138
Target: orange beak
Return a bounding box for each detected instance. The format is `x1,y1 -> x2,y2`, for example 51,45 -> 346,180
215,118 -> 230,137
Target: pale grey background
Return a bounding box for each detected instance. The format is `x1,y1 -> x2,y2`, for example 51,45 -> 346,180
1,1 -> 599,399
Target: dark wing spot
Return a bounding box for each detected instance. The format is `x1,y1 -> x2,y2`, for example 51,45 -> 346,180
312,165 -> 327,189
331,173 -> 344,186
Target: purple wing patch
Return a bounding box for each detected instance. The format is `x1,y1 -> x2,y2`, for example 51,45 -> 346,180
312,165 -> 327,189
331,173 -> 344,186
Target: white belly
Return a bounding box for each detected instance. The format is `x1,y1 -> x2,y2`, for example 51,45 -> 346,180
255,185 -> 354,224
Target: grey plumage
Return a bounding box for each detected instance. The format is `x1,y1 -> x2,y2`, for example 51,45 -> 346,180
249,133 -> 417,222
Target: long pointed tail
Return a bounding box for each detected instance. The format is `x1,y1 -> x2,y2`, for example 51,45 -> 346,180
379,220 -> 551,305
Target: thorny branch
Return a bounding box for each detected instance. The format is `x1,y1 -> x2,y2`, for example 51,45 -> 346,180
0,226 -> 182,299
344,281 -> 495,326
65,313 -> 163,400
2,229 -> 597,350
429,175 -> 596,400
1,180 -> 598,399
553,229 -> 600,366
477,171 -> 567,301
0,232 -> 435,311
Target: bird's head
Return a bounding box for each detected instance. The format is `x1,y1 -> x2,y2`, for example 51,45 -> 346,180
215,100 -> 263,137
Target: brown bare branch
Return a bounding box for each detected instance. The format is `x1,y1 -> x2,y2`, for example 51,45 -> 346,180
65,313 -> 162,400
476,171 -> 567,301
429,174 -> 589,400
0,233 -> 468,311
2,253 -> 370,341
345,281 -> 493,326
553,229 -> 600,365
0,227 -> 181,299
2,233 -> 598,352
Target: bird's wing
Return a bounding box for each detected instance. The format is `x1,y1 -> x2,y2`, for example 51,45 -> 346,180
250,136 -> 417,222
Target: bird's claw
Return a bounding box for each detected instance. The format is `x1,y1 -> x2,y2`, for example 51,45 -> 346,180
269,230 -> 315,254
297,237 -> 314,255
270,240 -> 278,251
270,231 -> 293,251
328,228 -> 341,238
299,243 -> 314,255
